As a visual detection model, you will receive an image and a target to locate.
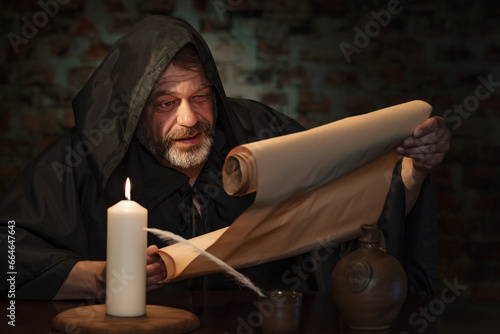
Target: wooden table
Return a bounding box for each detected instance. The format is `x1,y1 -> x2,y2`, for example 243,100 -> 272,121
1,290 -> 499,333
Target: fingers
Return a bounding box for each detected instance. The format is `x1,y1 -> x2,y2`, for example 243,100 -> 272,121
397,141 -> 448,170
146,262 -> 167,291
395,116 -> 451,172
147,262 -> 166,286
146,245 -> 167,291
412,116 -> 443,138
401,121 -> 449,147
397,138 -> 450,156
401,128 -> 448,148
146,245 -> 161,265
396,116 -> 450,154
146,244 -> 159,257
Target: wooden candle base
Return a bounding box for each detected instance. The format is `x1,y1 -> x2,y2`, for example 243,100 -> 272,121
51,304 -> 200,334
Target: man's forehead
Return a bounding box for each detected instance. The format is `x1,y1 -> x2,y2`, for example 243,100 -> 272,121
156,63 -> 206,84
149,64 -> 211,99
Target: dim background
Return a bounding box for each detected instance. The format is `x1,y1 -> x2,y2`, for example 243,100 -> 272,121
0,0 -> 499,300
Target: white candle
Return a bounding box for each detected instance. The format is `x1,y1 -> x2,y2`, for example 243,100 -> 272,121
106,178 -> 147,317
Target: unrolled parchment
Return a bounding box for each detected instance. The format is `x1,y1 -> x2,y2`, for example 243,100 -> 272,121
157,100 -> 432,281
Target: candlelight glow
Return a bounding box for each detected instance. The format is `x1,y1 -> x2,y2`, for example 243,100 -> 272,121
125,178 -> 131,200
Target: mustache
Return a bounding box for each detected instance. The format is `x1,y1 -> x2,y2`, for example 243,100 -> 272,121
164,120 -> 213,142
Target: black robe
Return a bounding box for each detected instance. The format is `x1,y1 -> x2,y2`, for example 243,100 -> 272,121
0,16 -> 438,299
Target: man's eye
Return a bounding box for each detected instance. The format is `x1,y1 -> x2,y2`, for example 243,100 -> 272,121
157,100 -> 175,110
154,100 -> 176,112
192,94 -> 210,103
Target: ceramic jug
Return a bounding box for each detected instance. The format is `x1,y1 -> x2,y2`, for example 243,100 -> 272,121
331,224 -> 407,330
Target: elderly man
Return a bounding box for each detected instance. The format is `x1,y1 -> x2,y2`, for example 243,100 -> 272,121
0,16 -> 449,300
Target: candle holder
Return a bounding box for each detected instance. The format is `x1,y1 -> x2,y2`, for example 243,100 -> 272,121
51,178 -> 200,333
51,304 -> 200,334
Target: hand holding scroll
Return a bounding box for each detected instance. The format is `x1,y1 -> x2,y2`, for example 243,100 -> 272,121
146,245 -> 167,292
396,116 -> 450,214
396,116 -> 451,173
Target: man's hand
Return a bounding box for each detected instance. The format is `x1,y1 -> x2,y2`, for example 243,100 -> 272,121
146,245 -> 167,292
396,116 -> 451,173
396,116 -> 450,214
54,245 -> 167,300
53,261 -> 106,300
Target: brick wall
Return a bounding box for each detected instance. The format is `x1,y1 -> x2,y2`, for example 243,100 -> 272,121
1,0 -> 499,299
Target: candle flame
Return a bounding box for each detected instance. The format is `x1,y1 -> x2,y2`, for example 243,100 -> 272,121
125,178 -> 131,200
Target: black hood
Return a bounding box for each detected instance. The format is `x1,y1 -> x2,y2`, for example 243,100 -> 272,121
72,16 -> 239,192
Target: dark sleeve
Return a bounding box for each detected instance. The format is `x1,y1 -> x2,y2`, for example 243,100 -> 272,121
0,130 -> 92,300
377,159 -> 438,295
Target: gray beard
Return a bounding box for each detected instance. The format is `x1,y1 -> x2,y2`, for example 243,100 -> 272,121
136,121 -> 215,169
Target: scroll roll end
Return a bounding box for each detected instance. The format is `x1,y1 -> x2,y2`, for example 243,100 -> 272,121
222,149 -> 257,196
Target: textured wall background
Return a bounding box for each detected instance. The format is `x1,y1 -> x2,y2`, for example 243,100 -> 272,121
1,0 -> 499,299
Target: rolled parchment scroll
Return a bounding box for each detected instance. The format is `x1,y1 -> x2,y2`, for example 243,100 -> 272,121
157,100 -> 432,281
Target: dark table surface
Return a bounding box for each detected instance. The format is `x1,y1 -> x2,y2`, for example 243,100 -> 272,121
1,289 -> 499,334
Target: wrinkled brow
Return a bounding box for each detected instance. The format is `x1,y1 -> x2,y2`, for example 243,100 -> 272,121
150,82 -> 212,100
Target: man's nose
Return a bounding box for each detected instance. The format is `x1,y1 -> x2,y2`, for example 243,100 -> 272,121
176,100 -> 198,127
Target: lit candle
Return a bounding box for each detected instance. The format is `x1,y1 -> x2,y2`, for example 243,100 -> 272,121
106,178 -> 147,317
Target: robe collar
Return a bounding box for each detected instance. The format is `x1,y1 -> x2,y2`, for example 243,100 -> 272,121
104,127 -> 228,213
